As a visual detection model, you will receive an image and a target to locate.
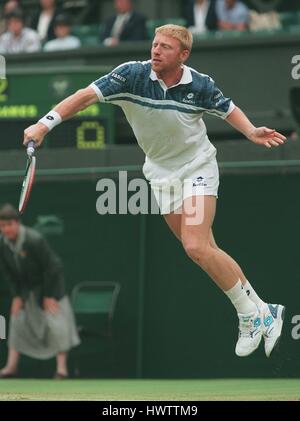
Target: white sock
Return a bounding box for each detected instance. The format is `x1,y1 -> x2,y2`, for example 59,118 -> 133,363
243,280 -> 265,310
224,279 -> 258,314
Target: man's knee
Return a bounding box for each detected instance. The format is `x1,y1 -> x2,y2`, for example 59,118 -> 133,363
183,240 -> 211,266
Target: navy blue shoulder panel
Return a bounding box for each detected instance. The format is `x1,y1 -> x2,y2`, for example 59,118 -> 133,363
93,61 -> 151,98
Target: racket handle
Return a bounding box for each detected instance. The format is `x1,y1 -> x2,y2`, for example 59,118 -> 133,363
27,140 -> 35,157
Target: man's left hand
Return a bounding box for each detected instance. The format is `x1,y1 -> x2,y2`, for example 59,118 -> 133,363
248,127 -> 287,148
43,297 -> 60,314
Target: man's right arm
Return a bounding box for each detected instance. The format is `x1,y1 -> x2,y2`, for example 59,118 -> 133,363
23,86 -> 98,147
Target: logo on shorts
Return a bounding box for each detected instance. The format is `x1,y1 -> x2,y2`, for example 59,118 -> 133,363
192,176 -> 207,187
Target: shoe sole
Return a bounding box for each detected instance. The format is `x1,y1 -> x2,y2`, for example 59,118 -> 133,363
266,305 -> 285,358
235,332 -> 262,357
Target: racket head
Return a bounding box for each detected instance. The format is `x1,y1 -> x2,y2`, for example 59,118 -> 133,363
18,156 -> 36,214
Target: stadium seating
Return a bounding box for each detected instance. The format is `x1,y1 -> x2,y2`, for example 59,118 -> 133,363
146,18 -> 186,39
71,24 -> 103,47
279,11 -> 299,28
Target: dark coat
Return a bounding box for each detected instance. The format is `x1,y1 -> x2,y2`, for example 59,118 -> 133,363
30,8 -> 61,42
0,227 -> 65,304
183,0 -> 218,31
102,11 -> 148,42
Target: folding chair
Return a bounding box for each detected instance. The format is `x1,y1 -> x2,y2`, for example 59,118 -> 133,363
71,281 -> 121,377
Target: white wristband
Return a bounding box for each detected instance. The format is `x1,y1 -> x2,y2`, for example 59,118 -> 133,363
38,110 -> 62,131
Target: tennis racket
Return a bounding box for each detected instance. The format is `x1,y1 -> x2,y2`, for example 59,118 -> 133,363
18,140 -> 36,214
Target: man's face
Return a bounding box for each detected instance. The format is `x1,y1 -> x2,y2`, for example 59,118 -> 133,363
114,0 -> 132,14
4,0 -> 19,14
40,0 -> 56,9
225,0 -> 236,9
0,219 -> 20,242
151,33 -> 189,74
54,24 -> 70,38
7,17 -> 23,36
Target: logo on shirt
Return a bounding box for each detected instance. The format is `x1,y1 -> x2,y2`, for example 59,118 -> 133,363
182,92 -> 195,104
192,176 -> 207,187
111,72 -> 126,83
213,91 -> 224,106
214,92 -> 222,100
110,78 -> 122,86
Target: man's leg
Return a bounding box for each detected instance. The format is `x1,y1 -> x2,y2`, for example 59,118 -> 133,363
207,218 -> 285,357
164,195 -> 262,356
0,347 -> 20,376
165,196 -> 252,290
164,195 -> 285,357
165,208 -> 265,305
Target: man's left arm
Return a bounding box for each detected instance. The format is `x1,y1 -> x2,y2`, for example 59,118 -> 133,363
226,106 -> 287,148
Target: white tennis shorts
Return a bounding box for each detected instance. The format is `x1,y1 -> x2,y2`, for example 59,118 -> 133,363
149,158 -> 219,215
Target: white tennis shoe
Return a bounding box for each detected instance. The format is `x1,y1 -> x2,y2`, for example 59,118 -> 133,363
235,310 -> 262,357
262,303 -> 285,357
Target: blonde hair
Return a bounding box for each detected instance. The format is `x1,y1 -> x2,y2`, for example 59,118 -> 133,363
155,24 -> 193,51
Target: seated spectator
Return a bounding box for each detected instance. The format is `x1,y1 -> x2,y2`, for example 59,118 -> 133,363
61,0 -> 100,25
43,14 -> 80,52
0,0 -> 20,35
216,0 -> 249,31
102,0 -> 147,47
0,8 -> 40,54
249,10 -> 281,32
184,0 -> 218,33
31,0 -> 60,43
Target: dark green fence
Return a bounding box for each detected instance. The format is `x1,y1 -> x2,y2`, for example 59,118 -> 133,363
0,165 -> 300,378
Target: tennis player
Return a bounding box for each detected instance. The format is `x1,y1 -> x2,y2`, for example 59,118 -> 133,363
23,24 -> 286,357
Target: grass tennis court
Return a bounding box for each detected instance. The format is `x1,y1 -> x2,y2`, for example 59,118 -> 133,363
0,379 -> 299,401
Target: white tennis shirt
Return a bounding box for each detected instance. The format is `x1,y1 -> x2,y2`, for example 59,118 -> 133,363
90,60 -> 235,180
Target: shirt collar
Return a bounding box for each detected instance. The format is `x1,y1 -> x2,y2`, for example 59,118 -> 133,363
150,65 -> 193,86
116,12 -> 131,20
4,224 -> 26,254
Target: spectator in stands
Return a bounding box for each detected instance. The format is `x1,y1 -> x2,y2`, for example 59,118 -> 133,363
0,204 -> 80,379
0,8 -> 40,54
216,0 -> 249,31
0,0 -> 20,34
62,0 -> 100,25
184,0 -> 218,34
43,14 -> 81,52
102,0 -> 147,47
31,0 -> 60,43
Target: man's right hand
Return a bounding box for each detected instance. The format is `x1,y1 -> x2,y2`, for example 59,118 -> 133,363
11,297 -> 23,316
23,122 -> 49,148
